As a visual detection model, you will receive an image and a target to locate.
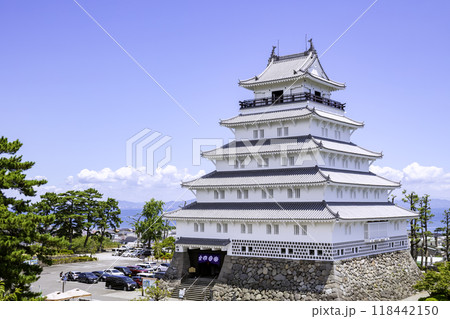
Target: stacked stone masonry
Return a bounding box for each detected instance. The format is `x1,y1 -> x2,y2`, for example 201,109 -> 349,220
211,250 -> 422,301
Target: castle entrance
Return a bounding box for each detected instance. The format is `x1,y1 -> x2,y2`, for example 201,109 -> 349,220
187,249 -> 226,277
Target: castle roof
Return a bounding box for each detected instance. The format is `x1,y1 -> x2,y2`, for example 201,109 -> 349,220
238,44 -> 345,90
165,201 -> 417,222
202,135 -> 382,159
220,106 -> 363,128
181,167 -> 400,189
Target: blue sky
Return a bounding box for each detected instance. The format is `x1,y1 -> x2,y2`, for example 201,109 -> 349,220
1,0 -> 450,202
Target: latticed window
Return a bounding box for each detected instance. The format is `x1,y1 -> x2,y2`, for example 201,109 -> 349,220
295,188 -> 301,198
243,190 -> 248,199
274,224 -> 279,235
194,223 -> 199,232
266,224 -> 272,234
241,224 -> 246,234
199,223 -> 204,232
247,224 -> 252,234
223,223 -> 228,233
216,223 -> 222,233
287,189 -> 293,198
294,224 -> 299,235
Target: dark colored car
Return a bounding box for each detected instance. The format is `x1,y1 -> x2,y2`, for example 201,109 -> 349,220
77,272 -> 99,284
105,275 -> 137,291
131,275 -> 143,287
153,271 -> 166,279
126,265 -> 149,275
137,249 -> 153,258
92,271 -> 114,282
114,266 -> 133,277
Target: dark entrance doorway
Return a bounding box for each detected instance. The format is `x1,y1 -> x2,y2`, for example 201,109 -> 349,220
188,249 -> 226,277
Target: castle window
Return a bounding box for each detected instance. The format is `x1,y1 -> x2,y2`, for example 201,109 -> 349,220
355,161 -> 361,169
284,127 -> 289,136
294,224 -> 299,235
277,127 -> 282,137
257,157 -> 269,167
274,224 -> 279,235
363,190 -> 368,199
247,224 -> 253,234
241,246 -> 246,252
248,246 -> 253,252
345,224 -> 352,235
253,130 -> 258,139
337,189 -> 343,199
309,249 -> 315,256
277,126 -> 289,137
216,223 -> 222,233
219,190 -> 225,199
317,250 -> 323,256
295,188 -> 301,198
375,190 -> 380,199
199,223 -> 204,232
343,159 -> 348,168
223,224 -> 228,233
287,189 -> 293,198
234,159 -> 245,169
280,248 -> 286,254
194,223 -> 199,232
335,130 -> 341,140
260,129 -> 264,138
288,248 -> 293,254
281,156 -> 288,166
266,224 -> 272,234
301,225 -> 308,235
241,224 -> 246,234
262,190 -> 266,199
288,156 -> 295,166
314,91 -> 321,97
243,190 -> 248,199
237,190 -> 242,199
351,190 -> 356,199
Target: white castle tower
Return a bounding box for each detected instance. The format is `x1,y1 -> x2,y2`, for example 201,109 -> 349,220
165,41 -> 416,279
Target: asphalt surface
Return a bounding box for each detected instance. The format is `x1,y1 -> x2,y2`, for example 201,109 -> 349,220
30,253 -> 167,301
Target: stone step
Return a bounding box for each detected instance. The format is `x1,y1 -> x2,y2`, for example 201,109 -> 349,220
171,278 -> 216,301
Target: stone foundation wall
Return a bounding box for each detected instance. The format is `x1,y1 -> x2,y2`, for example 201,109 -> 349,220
212,250 -> 422,301
164,252 -> 190,279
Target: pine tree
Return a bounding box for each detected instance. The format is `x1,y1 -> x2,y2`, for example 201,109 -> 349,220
0,137 -> 58,299
402,190 -> 420,261
436,209 -> 450,261
95,198 -> 121,252
134,199 -> 165,249
419,195 -> 433,269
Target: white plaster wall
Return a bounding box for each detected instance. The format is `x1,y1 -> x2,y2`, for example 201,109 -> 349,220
233,120 -> 310,140
324,186 -> 388,202
195,186 -> 325,203
175,220 -> 334,244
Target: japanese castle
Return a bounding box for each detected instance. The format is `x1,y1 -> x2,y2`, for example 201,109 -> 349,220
166,41 -> 416,278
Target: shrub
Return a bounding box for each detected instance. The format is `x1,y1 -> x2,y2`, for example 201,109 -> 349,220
414,262 -> 450,300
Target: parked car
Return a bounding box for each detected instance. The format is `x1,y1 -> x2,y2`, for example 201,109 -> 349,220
152,271 -> 166,279
105,275 -> 138,291
103,269 -> 123,276
114,266 -> 133,277
92,271 -> 114,282
137,249 -> 153,258
126,265 -> 148,275
137,263 -> 158,272
77,272 -> 99,284
64,271 -> 81,281
131,275 -> 143,287
157,263 -> 170,272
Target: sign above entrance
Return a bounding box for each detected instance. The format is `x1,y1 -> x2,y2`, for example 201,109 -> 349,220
198,253 -> 220,265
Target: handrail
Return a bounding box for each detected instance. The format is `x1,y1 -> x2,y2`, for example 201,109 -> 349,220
239,92 -> 345,110
202,276 -> 217,301
184,276 -> 200,294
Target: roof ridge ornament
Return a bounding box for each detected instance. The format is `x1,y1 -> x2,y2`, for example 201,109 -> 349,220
308,38 -> 316,53
267,45 -> 277,66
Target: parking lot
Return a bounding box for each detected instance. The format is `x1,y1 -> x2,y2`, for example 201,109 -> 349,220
30,253 -> 171,301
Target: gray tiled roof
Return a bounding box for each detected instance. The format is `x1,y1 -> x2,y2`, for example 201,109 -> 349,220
182,167 -> 327,189
220,107 -> 363,127
238,50 -> 344,89
182,167 -> 400,189
202,135 -> 381,159
175,237 -> 231,247
165,202 -> 417,221
165,201 -> 335,221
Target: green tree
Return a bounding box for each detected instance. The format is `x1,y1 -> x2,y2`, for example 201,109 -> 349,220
53,190 -> 86,248
33,192 -> 60,234
419,195 -> 434,269
414,262 -> 450,300
436,209 -> 450,261
136,281 -> 170,301
0,137 -> 58,299
95,198 -> 121,252
134,199 -> 165,248
402,190 -> 421,261
80,188 -> 102,248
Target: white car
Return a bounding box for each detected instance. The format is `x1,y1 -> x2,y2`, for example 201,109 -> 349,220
157,263 -> 170,272
139,262 -> 158,272
103,269 -> 123,276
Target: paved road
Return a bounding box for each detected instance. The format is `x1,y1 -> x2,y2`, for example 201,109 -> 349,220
30,253 -> 166,301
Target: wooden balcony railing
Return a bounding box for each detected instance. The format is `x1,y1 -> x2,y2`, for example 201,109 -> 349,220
239,92 -> 345,110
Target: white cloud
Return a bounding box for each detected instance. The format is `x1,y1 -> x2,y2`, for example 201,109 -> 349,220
371,162 -> 450,199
